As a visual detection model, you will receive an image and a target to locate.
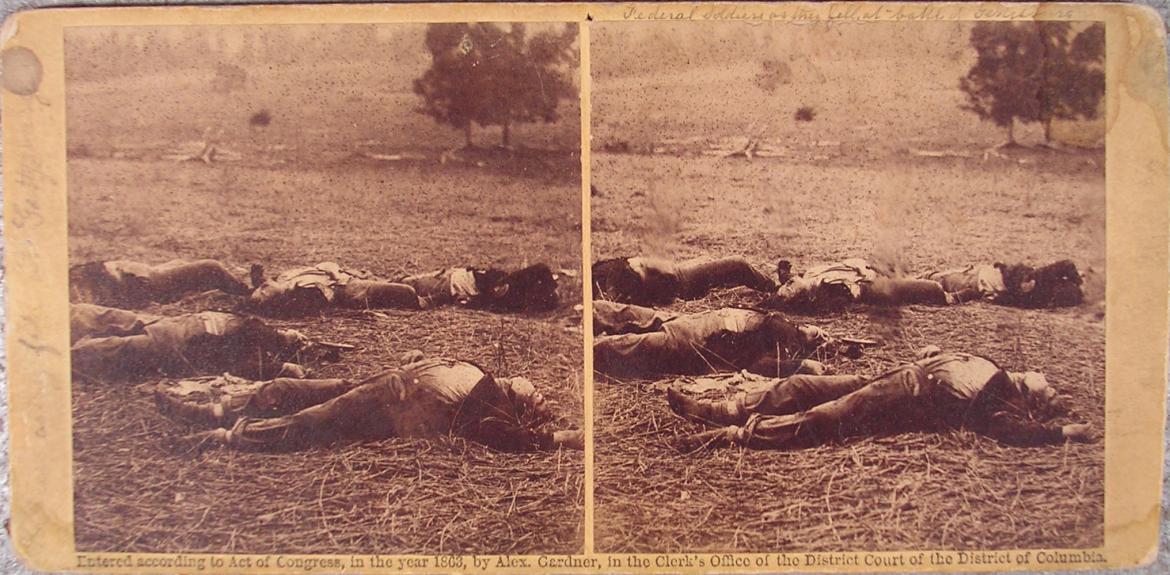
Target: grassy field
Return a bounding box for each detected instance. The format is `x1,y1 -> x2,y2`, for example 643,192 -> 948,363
70,155 -> 585,555
592,149 -> 1106,553
67,25 -> 584,555
591,21 -> 1105,553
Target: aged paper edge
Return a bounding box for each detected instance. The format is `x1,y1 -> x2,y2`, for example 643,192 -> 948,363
3,2 -> 1167,573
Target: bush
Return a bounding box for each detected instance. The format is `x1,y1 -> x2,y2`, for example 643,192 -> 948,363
795,106 -> 816,122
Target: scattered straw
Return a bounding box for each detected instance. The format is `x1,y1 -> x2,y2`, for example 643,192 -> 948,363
595,290 -> 1104,553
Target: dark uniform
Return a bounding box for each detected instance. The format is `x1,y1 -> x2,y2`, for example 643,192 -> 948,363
670,351 -> 1087,450
159,358 -> 582,452
593,301 -> 824,378
70,259 -> 253,308
249,262 -> 559,315
921,260 -> 1084,308
71,304 -> 308,380
593,256 -> 776,306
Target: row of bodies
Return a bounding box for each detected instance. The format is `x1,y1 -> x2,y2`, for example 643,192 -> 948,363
68,254 -> 1095,454
590,255 -> 1096,451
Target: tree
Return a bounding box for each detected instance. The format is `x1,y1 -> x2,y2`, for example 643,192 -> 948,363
413,23 -> 578,148
960,22 -> 1104,146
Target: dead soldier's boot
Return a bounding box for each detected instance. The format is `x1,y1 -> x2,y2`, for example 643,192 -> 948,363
155,385 -> 242,427
666,386 -> 746,426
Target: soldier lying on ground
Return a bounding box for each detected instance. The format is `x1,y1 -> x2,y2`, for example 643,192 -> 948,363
247,262 -> 560,315
593,300 -> 830,378
922,259 -> 1085,308
397,263 -> 560,312
593,256 -> 776,306
157,352 -> 584,452
765,258 -> 974,313
71,303 -> 326,380
70,259 -> 254,308
668,345 -> 1096,450
246,262 -> 426,314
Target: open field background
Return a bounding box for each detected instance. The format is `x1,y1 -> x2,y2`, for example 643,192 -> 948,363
67,25 -> 583,555
592,21 -> 1105,553
67,25 -> 579,161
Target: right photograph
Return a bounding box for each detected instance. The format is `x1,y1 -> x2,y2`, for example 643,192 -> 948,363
591,21 -> 1105,553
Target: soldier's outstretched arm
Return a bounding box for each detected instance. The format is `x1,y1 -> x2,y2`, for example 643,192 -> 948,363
982,412 -> 1094,446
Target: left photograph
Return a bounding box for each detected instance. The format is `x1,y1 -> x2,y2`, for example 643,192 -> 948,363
66,23 -> 584,554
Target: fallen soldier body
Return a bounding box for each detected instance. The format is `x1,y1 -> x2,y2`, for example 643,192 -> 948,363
158,354 -> 584,452
921,259 -> 1085,308
247,262 -> 560,315
593,256 -> 776,306
768,258 -> 1085,312
668,346 -> 1096,450
246,262 -> 425,314
765,258 -> 970,312
70,259 -> 254,308
71,303 -> 322,380
396,263 -> 560,312
593,300 -> 829,378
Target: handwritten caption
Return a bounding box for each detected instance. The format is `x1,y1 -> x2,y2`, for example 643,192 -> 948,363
622,4 -> 1077,22
77,550 -> 1107,572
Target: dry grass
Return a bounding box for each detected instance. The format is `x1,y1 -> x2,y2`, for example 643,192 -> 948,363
70,153 -> 584,554
64,25 -> 588,556
595,303 -> 1104,552
592,149 -> 1105,552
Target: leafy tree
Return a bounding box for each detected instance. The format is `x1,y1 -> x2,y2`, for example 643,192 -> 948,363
960,22 -> 1104,145
414,23 -> 578,148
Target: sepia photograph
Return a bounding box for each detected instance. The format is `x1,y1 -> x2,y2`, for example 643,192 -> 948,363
591,20 -> 1106,553
65,23 -> 585,555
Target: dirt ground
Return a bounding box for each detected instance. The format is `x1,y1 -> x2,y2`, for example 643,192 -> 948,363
591,149 -> 1105,553
67,25 -> 584,554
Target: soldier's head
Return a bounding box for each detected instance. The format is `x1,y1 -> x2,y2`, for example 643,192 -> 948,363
275,328 -> 310,351
69,262 -> 106,303
1008,371 -> 1066,416
776,259 -> 794,284
1000,261 -> 1085,308
592,258 -> 640,303
506,376 -> 553,424
264,327 -> 327,364
399,349 -> 425,365
490,264 -> 560,312
915,345 -> 943,360
249,264 -> 267,289
593,257 -> 679,305
999,263 -> 1039,297
69,261 -> 147,308
797,324 -> 829,347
